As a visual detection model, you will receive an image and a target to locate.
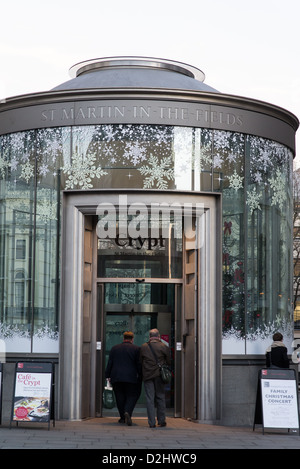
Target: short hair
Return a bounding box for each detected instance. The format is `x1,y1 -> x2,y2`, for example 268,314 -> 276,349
123,331 -> 134,340
273,332 -> 283,342
149,328 -> 160,338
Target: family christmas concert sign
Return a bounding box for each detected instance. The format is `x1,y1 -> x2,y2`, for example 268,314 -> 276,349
253,368 -> 300,434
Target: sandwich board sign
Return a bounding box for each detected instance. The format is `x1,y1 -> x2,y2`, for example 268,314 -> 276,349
11,362 -> 54,429
253,368 -> 299,434
0,363 -> 2,425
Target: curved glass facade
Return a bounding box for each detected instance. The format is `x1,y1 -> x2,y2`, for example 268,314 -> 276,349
0,124 -> 293,354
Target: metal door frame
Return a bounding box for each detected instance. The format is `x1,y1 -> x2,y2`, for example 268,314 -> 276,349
60,190 -> 222,422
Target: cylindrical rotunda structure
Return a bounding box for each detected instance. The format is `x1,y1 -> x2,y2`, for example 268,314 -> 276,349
0,57 -> 298,425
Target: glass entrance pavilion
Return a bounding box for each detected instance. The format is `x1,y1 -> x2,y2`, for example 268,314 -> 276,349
0,57 -> 298,425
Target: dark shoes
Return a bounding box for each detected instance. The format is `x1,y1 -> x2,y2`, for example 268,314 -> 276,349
124,412 -> 132,426
121,414 -> 166,428
120,412 -> 133,426
149,422 -> 167,428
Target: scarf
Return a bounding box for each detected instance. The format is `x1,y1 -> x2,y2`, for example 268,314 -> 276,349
266,340 -> 286,353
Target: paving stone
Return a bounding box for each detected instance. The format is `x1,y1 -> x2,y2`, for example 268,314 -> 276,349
0,417 -> 299,450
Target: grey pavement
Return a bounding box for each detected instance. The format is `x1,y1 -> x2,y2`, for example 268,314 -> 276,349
0,417 -> 300,450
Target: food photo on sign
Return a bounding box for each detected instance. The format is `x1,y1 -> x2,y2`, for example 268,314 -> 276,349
13,397 -> 50,422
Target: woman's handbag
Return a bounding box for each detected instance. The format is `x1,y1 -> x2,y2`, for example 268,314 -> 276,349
148,343 -> 172,384
103,379 -> 115,409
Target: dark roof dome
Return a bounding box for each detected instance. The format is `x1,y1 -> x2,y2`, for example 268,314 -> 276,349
52,56 -> 219,93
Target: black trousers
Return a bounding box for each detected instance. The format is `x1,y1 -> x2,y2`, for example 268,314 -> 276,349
112,382 -> 141,418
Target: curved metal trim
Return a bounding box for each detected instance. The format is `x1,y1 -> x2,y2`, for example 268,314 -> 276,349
0,88 -> 298,131
69,56 -> 205,82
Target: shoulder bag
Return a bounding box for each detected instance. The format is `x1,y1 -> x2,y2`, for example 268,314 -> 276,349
148,342 -> 172,384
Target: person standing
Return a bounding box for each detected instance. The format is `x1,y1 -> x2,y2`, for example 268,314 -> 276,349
265,332 -> 289,368
105,331 -> 141,425
140,328 -> 171,428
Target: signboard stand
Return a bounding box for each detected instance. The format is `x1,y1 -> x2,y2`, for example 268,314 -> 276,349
10,362 -> 54,430
253,368 -> 300,435
0,363 -> 2,426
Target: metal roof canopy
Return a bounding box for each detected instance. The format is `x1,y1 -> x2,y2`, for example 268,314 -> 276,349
52,56 -> 219,93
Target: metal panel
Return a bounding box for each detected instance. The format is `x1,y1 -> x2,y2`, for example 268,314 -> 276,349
95,284 -> 104,415
183,216 -> 197,419
59,204 -> 84,420
81,216 -> 93,418
174,284 -> 182,417
197,204 -> 222,422
184,284 -> 195,320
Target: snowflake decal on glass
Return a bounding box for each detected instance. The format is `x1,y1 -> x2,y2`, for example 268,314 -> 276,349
252,171 -> 263,184
138,155 -> 174,189
213,154 -> 224,169
0,155 -> 8,178
10,132 -> 27,154
269,168 -> 286,210
248,136 -> 291,186
20,161 -> 34,183
123,142 -> 147,165
38,163 -> 49,177
37,199 -> 57,222
103,125 -> 117,142
193,143 -> 212,173
246,187 -> 262,214
213,130 -> 244,169
10,158 -> 18,172
228,171 -> 243,191
62,152 -> 108,189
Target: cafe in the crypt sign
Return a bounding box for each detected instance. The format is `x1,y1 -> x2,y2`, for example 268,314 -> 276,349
11,362 -> 53,425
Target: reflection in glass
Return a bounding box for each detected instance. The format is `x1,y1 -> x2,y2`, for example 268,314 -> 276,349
104,283 -> 175,310
97,212 -> 182,278
244,137 -> 293,353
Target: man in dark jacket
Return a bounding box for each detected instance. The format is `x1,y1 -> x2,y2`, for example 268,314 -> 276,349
140,328 -> 171,428
105,331 -> 141,425
266,332 -> 289,368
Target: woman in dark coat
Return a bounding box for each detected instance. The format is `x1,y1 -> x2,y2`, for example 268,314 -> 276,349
265,332 -> 289,368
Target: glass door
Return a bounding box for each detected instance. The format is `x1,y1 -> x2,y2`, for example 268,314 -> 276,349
105,312 -> 157,353
98,282 -> 176,417
104,311 -> 157,414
